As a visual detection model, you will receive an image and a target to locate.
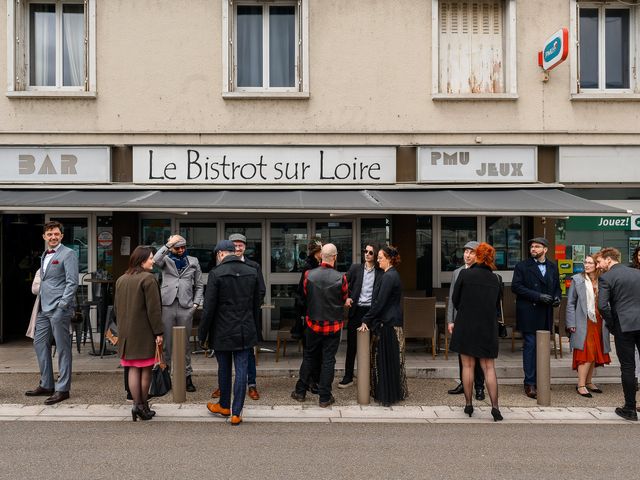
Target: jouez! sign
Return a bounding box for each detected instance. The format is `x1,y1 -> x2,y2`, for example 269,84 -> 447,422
538,28 -> 569,71
132,146 -> 396,185
566,216 -> 631,231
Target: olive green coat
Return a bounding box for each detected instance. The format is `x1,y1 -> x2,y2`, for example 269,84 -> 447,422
114,271 -> 163,360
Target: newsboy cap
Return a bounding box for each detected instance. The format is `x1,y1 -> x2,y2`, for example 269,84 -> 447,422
214,240 -> 236,253
172,235 -> 187,248
463,241 -> 480,251
528,237 -> 549,248
228,233 -> 247,244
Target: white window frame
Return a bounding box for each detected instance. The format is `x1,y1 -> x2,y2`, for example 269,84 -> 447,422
570,0 -> 640,100
222,0 -> 309,98
6,0 -> 96,98
431,0 -> 517,100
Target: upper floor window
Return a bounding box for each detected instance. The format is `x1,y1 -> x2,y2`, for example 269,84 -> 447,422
577,3 -> 634,92
223,0 -> 309,97
7,0 -> 96,97
432,0 -> 517,98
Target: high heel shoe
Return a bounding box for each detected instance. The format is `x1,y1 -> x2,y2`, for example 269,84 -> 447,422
131,405 -> 153,422
576,386 -> 593,398
464,405 -> 474,417
143,401 -> 156,417
491,407 -> 503,422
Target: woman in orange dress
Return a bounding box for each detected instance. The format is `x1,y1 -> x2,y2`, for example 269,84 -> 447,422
565,254 -> 611,397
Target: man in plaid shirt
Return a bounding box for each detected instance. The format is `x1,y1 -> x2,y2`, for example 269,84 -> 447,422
291,243 -> 348,407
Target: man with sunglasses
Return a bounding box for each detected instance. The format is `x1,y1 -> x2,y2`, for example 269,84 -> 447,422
340,244 -> 383,388
154,234 -> 204,393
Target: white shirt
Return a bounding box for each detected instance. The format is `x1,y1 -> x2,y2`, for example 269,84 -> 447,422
42,245 -> 60,275
358,265 -> 375,306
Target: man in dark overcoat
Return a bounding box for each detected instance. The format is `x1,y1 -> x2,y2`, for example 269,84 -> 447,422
511,237 -> 561,399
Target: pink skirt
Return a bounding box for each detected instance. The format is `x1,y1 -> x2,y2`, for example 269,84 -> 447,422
120,357 -> 155,368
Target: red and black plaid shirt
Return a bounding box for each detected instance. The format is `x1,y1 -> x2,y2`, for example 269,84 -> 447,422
303,262 -> 348,334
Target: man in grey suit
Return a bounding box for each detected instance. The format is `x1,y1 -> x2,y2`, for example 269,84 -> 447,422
597,247 -> 640,421
154,234 -> 204,392
26,220 -> 79,405
446,241 -> 485,399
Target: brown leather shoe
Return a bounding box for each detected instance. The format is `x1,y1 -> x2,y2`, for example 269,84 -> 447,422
211,388 -> 220,398
248,386 -> 260,400
524,385 -> 537,399
207,402 -> 230,417
319,396 -> 336,408
25,386 -> 54,397
230,415 -> 242,425
44,391 -> 70,405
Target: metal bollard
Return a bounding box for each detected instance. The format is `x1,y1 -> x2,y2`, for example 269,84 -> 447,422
536,330 -> 551,406
357,329 -> 371,405
172,326 -> 186,403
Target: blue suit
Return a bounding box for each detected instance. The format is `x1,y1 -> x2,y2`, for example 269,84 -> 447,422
34,244 -> 79,392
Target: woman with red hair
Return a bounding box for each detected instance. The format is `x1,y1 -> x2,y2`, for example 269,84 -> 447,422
449,242 -> 503,421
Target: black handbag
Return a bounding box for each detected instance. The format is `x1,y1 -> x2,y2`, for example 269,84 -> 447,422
498,300 -> 508,338
149,344 -> 172,397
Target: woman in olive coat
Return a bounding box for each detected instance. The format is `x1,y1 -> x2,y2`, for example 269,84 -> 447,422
114,246 -> 163,421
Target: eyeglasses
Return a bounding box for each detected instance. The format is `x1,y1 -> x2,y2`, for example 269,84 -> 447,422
363,249 -> 374,255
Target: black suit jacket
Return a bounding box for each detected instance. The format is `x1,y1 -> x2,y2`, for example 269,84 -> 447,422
511,257 -> 561,333
361,267 -> 402,329
345,263 -> 383,318
598,263 -> 640,333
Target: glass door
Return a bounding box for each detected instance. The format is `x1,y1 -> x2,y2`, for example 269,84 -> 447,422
179,222 -> 218,274
314,220 -> 353,272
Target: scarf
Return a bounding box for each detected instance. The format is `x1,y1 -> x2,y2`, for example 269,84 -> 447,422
169,252 -> 189,273
584,275 -> 597,323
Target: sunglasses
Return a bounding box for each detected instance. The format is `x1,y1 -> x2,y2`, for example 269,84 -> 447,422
173,246 -> 186,250
363,249 -> 374,255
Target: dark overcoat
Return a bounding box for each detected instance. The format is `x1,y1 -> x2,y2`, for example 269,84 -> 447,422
361,267 -> 403,330
114,271 -> 163,360
511,257 -> 561,333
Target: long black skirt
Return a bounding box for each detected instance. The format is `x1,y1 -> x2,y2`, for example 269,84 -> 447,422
371,325 -> 408,406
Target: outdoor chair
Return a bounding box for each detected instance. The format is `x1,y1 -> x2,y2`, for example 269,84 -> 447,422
403,296 -> 437,358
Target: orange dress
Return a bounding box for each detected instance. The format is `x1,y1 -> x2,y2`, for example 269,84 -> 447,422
572,285 -> 611,370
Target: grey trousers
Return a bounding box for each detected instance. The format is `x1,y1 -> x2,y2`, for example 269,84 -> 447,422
162,300 -> 195,376
33,306 -> 73,392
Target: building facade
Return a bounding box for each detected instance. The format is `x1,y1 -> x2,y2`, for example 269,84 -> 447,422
0,0 -> 635,341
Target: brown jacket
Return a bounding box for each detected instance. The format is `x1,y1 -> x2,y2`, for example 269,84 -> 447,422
114,271 -> 163,360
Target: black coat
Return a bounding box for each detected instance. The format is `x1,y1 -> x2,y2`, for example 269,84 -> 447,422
511,257 -> 561,333
345,263 -> 383,318
598,263 -> 640,333
199,255 -> 260,351
362,267 -> 403,329
449,264 -> 501,358
243,256 -> 266,341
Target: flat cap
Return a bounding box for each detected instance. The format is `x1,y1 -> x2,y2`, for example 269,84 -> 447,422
228,233 -> 247,244
463,241 -> 480,251
214,240 -> 236,253
528,237 -> 549,248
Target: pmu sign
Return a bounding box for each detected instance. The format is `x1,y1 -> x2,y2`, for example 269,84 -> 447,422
538,28 -> 569,71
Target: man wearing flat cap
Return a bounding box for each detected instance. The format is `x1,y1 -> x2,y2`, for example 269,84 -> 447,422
446,240 -> 485,399
154,234 -> 204,393
200,240 -> 260,426
512,237 -> 561,399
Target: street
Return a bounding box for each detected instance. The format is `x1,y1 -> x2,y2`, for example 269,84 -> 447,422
1,422 -> 637,479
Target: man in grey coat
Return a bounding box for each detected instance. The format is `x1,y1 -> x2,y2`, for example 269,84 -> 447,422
597,247 -> 640,421
26,220 -> 79,405
154,234 -> 204,392
446,241 -> 485,399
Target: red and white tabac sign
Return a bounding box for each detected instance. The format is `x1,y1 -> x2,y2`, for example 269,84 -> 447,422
538,28 -> 569,71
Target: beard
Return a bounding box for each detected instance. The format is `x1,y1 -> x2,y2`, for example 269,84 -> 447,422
530,251 -> 543,260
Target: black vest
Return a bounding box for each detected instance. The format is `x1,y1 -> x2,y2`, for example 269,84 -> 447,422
306,266 -> 344,323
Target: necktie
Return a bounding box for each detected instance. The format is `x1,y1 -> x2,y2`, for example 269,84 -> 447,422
46,249 -> 56,255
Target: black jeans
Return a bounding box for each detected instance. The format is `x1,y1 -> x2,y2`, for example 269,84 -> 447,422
344,305 -> 370,380
458,354 -> 485,391
295,329 -> 341,402
612,323 -> 640,409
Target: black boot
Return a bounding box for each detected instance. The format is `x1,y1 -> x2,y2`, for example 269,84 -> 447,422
475,387 -> 485,401
186,375 -> 196,393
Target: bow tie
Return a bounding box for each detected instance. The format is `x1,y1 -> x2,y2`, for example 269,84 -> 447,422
46,250 -> 56,255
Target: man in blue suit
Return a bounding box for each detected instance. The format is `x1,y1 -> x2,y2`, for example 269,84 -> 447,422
512,237 -> 561,399
26,220 -> 79,405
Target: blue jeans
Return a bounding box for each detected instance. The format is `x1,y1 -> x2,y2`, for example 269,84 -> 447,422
215,348 -> 250,416
248,348 -> 257,387
522,333 -> 537,386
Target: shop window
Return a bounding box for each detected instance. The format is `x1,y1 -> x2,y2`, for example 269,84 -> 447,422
315,221 -> 353,273
7,0 -> 97,96
486,216 -> 522,270
361,217 -> 390,249
225,222 -> 263,266
441,217 -> 477,271
141,219 -> 171,251
96,216 -> 113,280
575,2 -> 636,93
179,222 -> 217,274
270,222 -> 308,273
433,0 -> 517,97
416,216 -> 433,292
222,0 -> 309,97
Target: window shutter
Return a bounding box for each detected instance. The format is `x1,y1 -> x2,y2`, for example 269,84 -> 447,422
439,0 -> 504,94
14,0 -> 26,91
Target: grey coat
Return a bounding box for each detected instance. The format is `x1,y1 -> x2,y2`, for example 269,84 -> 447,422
598,263 -> 640,333
565,274 -> 611,353
447,265 -> 464,324
39,244 -> 79,312
154,246 -> 204,308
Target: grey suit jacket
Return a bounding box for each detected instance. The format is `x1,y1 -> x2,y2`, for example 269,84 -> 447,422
566,274 -> 611,352
39,244 -> 79,313
598,263 -> 640,333
447,265 -> 465,324
154,246 -> 204,308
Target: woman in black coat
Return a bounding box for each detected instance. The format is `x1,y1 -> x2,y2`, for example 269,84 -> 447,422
449,242 -> 503,421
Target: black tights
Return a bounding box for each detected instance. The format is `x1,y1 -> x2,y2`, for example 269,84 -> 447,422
128,366 -> 152,407
460,354 -> 499,408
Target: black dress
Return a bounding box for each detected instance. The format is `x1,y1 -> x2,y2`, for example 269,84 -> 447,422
449,263 -> 501,359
